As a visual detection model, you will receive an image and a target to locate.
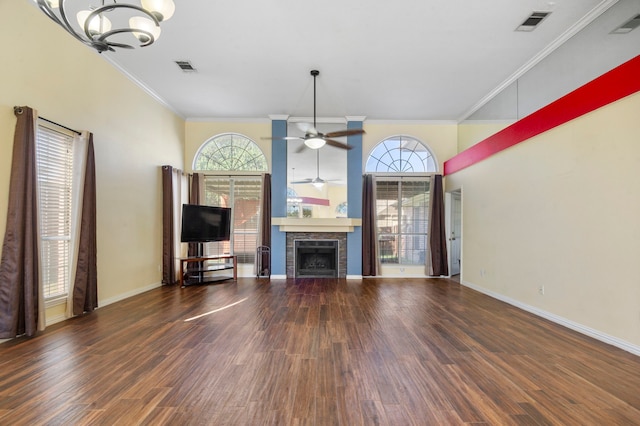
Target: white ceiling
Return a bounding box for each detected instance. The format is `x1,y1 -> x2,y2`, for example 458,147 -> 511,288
43,0 -> 636,184
102,0 -> 621,122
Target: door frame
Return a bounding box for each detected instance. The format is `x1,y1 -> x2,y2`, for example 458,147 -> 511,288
445,189 -> 462,278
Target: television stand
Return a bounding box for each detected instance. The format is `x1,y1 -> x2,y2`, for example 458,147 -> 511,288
179,255 -> 237,287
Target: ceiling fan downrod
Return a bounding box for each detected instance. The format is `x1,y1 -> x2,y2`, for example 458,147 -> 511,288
311,69 -> 319,129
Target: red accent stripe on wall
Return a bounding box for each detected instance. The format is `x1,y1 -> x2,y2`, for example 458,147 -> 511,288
444,54 -> 640,176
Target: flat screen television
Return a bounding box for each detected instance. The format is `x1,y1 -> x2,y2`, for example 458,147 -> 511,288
181,204 -> 231,243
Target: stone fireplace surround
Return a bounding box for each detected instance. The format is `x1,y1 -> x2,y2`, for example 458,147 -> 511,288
286,232 -> 347,278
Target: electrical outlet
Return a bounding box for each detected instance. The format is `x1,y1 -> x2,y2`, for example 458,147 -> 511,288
538,285 -> 545,295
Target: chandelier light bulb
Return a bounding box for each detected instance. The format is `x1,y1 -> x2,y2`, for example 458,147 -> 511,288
141,0 -> 175,22
129,16 -> 161,43
77,10 -> 112,36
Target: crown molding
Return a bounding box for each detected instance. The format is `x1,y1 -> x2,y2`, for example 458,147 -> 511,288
186,117 -> 272,123
366,119 -> 458,125
268,114 -> 290,121
102,55 -> 185,119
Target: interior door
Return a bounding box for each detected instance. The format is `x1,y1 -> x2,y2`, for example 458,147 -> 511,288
450,191 -> 461,276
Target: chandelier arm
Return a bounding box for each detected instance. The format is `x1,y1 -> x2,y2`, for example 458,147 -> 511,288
97,28 -> 155,48
88,4 -> 160,29
37,0 -> 90,46
85,5 -> 158,49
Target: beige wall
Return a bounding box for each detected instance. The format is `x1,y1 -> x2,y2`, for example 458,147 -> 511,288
1,2 -> 184,319
446,92 -> 640,347
457,121 -> 513,152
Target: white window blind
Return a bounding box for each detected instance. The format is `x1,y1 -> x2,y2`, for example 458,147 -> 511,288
36,124 -> 74,300
204,176 -> 262,264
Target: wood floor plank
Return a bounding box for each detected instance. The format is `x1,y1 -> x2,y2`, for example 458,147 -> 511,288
0,278 -> 639,425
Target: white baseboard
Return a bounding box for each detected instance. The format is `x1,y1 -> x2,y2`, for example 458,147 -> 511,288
346,275 -> 363,280
45,314 -> 67,327
270,275 -> 287,279
99,281 -> 163,308
460,279 -> 640,357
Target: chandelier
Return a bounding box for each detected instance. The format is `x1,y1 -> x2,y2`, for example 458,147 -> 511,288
35,0 -> 175,53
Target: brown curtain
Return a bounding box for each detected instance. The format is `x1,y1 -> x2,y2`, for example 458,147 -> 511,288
427,174 -> 449,276
0,106 -> 43,338
187,173 -> 202,259
258,173 -> 271,276
72,134 -> 98,315
362,174 -> 377,276
161,165 -> 175,284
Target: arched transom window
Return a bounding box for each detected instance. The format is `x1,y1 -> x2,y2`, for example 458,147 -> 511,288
365,136 -> 437,173
193,133 -> 268,171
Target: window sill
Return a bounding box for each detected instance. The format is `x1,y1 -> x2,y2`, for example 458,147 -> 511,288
45,296 -> 67,309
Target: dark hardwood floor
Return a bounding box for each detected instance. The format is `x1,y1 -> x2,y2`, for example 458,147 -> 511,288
1,278 -> 639,425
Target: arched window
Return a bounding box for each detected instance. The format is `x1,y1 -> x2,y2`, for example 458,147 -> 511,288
365,135 -> 436,173
365,136 -> 436,267
191,133 -> 267,267
193,133 -> 268,171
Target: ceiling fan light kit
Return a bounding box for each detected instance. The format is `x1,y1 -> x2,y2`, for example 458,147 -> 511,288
305,137 -> 326,149
35,0 -> 175,53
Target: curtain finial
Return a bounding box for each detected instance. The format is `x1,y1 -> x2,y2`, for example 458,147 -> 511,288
13,106 -> 24,115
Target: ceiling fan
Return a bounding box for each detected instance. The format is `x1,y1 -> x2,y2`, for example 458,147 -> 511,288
264,70 -> 365,150
290,150 -> 337,188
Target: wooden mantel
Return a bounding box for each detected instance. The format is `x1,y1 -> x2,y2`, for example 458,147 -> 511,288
272,217 -> 362,233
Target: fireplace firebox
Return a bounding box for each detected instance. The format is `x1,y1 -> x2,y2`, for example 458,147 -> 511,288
294,239 -> 339,278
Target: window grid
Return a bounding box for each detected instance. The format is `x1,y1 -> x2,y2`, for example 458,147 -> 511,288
194,133 -> 268,172
365,136 -> 436,173
36,125 -> 74,300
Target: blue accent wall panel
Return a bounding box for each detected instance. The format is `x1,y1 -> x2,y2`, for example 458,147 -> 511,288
271,119 -> 288,275
347,120 -> 363,275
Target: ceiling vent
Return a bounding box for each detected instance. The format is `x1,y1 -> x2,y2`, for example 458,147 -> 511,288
611,14 -> 640,34
175,60 -> 197,72
516,11 -> 551,32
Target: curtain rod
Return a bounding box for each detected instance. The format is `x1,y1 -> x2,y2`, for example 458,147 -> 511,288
39,117 -> 82,135
13,106 -> 82,135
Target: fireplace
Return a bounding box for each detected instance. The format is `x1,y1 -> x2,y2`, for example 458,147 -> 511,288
286,232 -> 347,278
295,239 -> 338,278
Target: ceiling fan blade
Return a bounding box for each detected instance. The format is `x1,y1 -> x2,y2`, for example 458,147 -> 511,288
295,143 -> 308,153
325,129 -> 366,138
324,139 -> 353,150
291,179 -> 312,184
296,122 -> 312,133
261,136 -> 304,141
